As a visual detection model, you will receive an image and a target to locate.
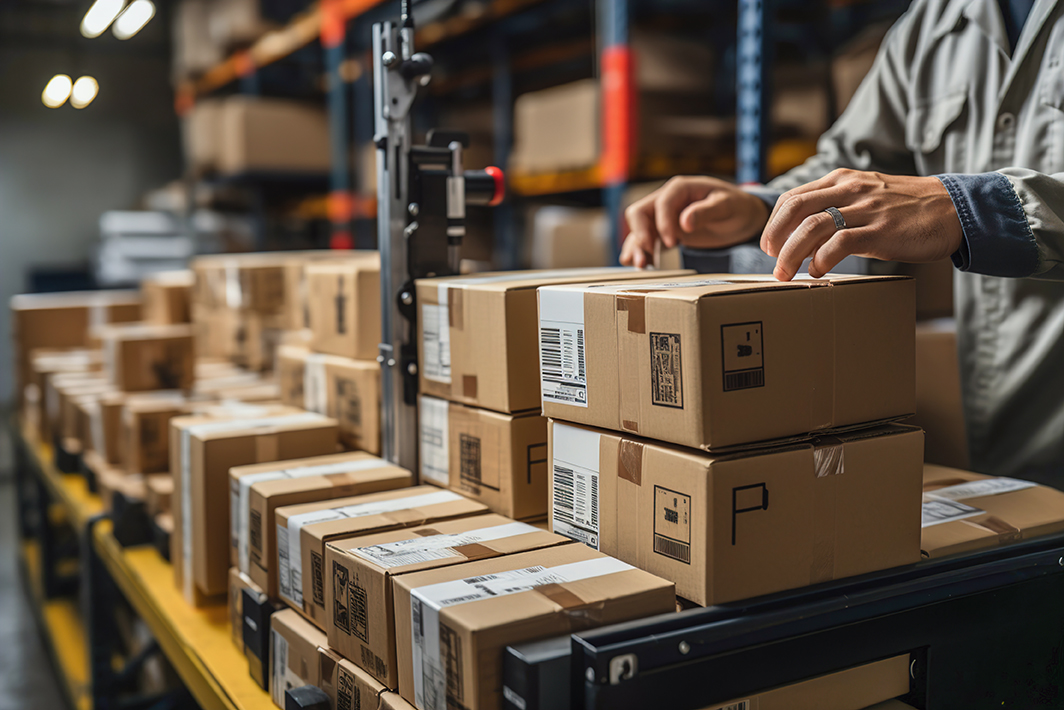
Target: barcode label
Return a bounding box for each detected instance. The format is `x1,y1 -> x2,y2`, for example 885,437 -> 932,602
724,370 -> 765,391
419,396 -> 450,486
276,523 -> 294,601
921,497 -> 984,527
551,423 -> 601,549
927,477 -> 1037,502
721,322 -> 764,392
311,551 -> 325,605
353,522 -> 536,569
654,535 -> 691,563
539,288 -> 589,407
270,629 -> 289,707
422,290 -> 451,383
650,332 -> 683,408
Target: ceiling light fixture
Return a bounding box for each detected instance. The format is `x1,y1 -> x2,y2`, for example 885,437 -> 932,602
70,76 -> 100,109
42,74 -> 73,108
81,0 -> 125,38
112,0 -> 155,40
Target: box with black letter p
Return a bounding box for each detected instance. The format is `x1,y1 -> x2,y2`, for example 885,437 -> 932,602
548,420 -> 923,605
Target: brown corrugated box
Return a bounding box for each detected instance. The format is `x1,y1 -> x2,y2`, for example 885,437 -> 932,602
378,692 -> 415,710
122,393 -> 193,474
325,514 -> 571,687
539,274 -> 915,451
217,96 -> 332,175
269,609 -> 327,708
698,654 -> 911,710
275,486 -> 488,629
921,465 -> 1064,558
277,344 -> 308,408
229,451 -> 412,595
319,647 -> 388,710
146,474 -> 173,517
25,349 -> 102,441
169,409 -> 338,605
393,544 -> 675,710
237,311 -> 285,372
306,253 -> 381,361
301,351 -> 382,454
100,323 -> 196,392
229,566 -> 263,652
419,395 -> 548,520
548,420 -> 924,606
11,289 -> 140,406
910,320 -> 968,469
416,268 -> 692,414
142,270 -> 194,324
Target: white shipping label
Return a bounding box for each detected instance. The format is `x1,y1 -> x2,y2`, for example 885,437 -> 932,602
539,288 -> 588,408
351,521 -> 537,569
236,457 -> 393,574
304,354 -> 329,414
270,628 -> 289,707
411,557 -> 633,710
926,477 -> 1037,502
280,490 -> 464,607
421,286 -> 451,383
550,423 -> 601,549
921,496 -> 984,528
419,397 -> 450,486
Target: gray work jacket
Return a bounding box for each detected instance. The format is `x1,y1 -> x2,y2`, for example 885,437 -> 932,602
769,0 -> 1064,479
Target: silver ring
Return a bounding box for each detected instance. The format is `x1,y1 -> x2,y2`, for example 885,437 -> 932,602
824,206 -> 847,230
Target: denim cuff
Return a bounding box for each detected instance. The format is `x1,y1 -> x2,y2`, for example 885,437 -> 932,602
937,172 -> 1039,277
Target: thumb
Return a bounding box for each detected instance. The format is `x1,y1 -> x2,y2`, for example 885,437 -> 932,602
679,191 -> 732,234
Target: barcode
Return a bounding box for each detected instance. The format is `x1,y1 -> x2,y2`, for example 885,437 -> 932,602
412,598 -> 423,645
332,561 -> 350,634
441,623 -> 463,705
553,466 -> 577,524
438,593 -> 485,606
724,369 -> 764,391
277,524 -> 292,599
540,328 -> 563,377
350,580 -> 369,641
462,574 -> 499,584
249,510 -> 262,553
460,435 -> 481,487
311,551 -> 325,605
654,534 -> 691,564
539,325 -> 588,406
650,332 -> 683,408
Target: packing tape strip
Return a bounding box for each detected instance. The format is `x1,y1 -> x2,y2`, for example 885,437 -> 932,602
813,443 -> 844,478
616,294 -> 646,334
618,439 -> 643,486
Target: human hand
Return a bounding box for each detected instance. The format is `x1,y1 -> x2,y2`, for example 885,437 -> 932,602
620,176 -> 770,268
761,169 -> 963,280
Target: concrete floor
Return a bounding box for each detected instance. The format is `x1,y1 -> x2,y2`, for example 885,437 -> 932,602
0,479 -> 68,710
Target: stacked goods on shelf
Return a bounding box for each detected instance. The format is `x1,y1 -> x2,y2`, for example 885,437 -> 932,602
98,323 -> 196,392
275,252 -> 383,453
169,407 -> 339,605
413,268 -> 691,520
141,270 -> 194,324
921,465 -> 1064,557
540,274 -> 925,605
318,647 -> 389,710
269,609 -> 327,707
229,451 -> 413,595
272,486 -> 488,628
324,515 -> 572,687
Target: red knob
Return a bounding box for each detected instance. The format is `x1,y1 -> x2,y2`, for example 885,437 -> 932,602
484,166 -> 505,206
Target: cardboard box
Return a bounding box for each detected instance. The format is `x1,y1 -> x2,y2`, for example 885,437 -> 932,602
142,270 -> 194,324
921,465 -> 1064,558
529,207 -> 610,270
277,344 -> 309,408
890,259 -> 954,321
698,653 -> 911,710
419,396 -> 548,520
379,693 -> 415,710
59,380 -> 113,446
910,321 -> 968,469
306,254 -> 382,361
539,274 -> 915,451
269,609 -> 327,708
325,514 -> 571,687
100,323 -> 196,392
244,588 -> 285,690
282,252 -> 336,331
169,409 -> 338,605
218,97 -> 332,175
393,544 -> 675,710
146,474 -> 173,517
416,268 -> 692,414
229,566 -> 263,652
230,451 -> 412,594
237,311 -> 285,372
319,647 -> 388,710
548,420 -> 924,605
511,79 -> 598,174
73,391 -> 125,464
11,290 -> 140,406
302,352 -> 382,454
123,393 -> 192,474
25,349 -> 102,441
275,486 -> 488,629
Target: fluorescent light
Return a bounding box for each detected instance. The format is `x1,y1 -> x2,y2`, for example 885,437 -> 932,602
42,74 -> 72,108
70,76 -> 99,109
112,0 -> 155,40
81,0 -> 125,38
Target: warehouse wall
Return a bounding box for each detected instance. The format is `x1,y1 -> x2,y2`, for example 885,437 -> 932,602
0,41 -> 182,404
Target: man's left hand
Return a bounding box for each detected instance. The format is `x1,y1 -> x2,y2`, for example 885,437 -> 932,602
761,169 -> 964,280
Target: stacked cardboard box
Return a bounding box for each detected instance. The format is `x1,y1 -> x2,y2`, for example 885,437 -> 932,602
412,268 -> 691,521
540,273 -> 925,605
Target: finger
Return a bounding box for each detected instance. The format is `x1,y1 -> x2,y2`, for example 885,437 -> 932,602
761,185 -> 854,258
766,169 -> 853,225
622,199 -> 659,265
809,227 -> 873,278
655,181 -> 701,248
679,191 -> 732,233
773,210 -> 840,281
619,236 -> 646,268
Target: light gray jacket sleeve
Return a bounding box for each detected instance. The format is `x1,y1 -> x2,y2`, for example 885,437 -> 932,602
766,6 -> 921,192
997,169 -> 1064,279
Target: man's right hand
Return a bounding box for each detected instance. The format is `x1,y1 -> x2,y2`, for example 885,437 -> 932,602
620,176 -> 771,267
